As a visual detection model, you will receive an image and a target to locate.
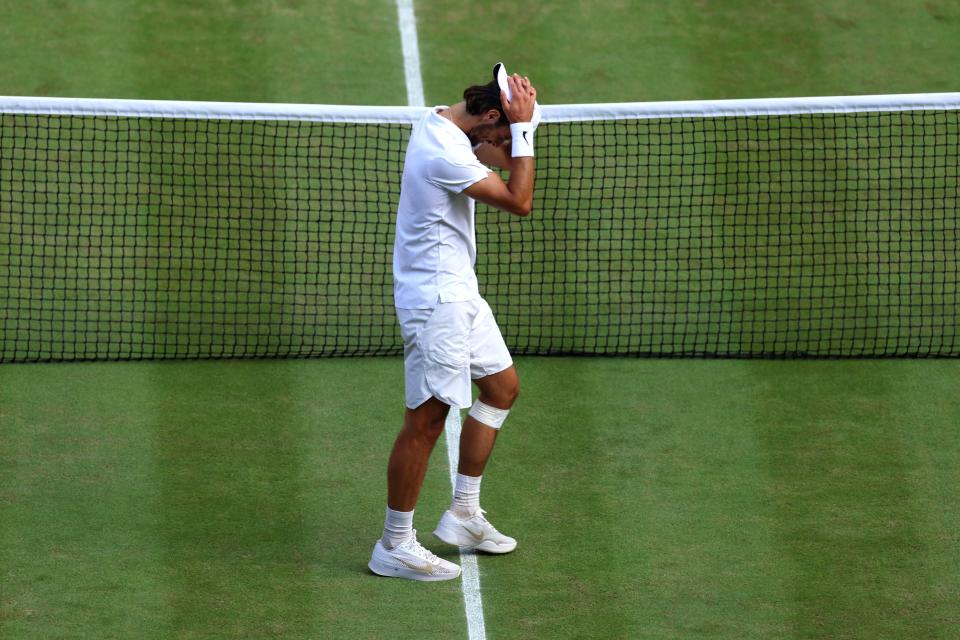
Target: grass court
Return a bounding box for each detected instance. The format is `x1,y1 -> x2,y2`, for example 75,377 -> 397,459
2,1 -> 960,638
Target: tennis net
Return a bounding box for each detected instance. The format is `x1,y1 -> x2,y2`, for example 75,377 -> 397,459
1,94 -> 958,362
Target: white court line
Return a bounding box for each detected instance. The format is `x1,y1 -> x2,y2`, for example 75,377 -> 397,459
444,412 -> 488,640
394,2 -> 487,638
395,0 -> 425,107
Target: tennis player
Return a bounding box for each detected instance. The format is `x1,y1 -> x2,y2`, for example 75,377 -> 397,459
368,64 -> 540,581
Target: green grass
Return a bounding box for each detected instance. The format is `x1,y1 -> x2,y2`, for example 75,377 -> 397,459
2,358 -> 959,639
2,0 -> 960,638
0,359 -> 466,639
474,358 -> 960,639
417,0 -> 960,103
0,0 -> 405,104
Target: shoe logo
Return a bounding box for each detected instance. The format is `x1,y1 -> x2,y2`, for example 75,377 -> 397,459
461,520 -> 488,542
398,556 -> 435,574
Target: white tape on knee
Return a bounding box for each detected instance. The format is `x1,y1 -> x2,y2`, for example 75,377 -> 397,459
469,399 -> 510,430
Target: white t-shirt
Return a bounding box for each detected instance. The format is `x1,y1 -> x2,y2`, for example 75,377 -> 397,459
393,108 -> 492,309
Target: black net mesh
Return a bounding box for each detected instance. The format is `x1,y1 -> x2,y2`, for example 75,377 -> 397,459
1,109 -> 957,362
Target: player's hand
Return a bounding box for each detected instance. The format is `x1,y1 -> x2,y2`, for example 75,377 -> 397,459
501,75 -> 537,124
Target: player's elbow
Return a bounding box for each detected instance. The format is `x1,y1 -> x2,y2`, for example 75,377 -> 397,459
511,201 -> 533,217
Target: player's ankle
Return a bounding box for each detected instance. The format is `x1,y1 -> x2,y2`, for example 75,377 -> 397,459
452,504 -> 480,519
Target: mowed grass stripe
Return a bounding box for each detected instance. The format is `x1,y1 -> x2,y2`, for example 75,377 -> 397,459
751,361 -> 954,637
147,361 -> 321,638
480,359 -> 794,639
893,363 -> 960,631
418,0 -> 960,105
610,360 -> 795,638
474,358 -> 637,639
0,0 -> 406,105
125,0 -> 277,103
0,365 -> 170,638
123,0 -> 408,104
0,2 -> 140,99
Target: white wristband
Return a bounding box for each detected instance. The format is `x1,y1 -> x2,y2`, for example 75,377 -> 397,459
510,122 -> 534,157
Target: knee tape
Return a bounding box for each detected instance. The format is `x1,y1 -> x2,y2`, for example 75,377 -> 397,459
468,399 -> 510,430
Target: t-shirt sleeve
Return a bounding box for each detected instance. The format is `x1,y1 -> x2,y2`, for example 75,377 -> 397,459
427,150 -> 491,194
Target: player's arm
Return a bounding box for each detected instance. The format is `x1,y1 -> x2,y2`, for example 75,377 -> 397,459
465,159 -> 534,217
473,141 -> 513,170
465,74 -> 537,217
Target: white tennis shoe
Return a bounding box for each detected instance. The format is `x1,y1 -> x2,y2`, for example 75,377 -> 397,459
368,530 -> 462,581
433,508 -> 517,554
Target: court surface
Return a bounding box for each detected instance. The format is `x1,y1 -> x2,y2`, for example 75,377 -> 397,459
2,1 -> 960,638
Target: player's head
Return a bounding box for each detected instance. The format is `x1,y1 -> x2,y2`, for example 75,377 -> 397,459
462,78 -> 510,147
463,79 -> 509,125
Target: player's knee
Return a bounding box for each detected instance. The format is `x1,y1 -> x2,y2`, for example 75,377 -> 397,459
505,376 -> 520,406
481,376 -> 519,410
501,372 -> 520,407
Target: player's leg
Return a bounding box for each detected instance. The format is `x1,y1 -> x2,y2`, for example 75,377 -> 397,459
371,304 -> 471,580
458,365 -> 519,477
369,396 -> 462,581
434,300 -> 518,554
385,303 -> 471,514
387,397 -> 451,512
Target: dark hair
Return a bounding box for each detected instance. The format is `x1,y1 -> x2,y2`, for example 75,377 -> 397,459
463,80 -> 509,125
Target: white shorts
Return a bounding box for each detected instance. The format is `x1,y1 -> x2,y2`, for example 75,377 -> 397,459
397,299 -> 513,410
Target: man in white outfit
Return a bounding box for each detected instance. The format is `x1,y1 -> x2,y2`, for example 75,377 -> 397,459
369,64 -> 540,581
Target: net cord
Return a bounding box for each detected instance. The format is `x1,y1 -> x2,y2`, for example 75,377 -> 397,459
1,92 -> 959,122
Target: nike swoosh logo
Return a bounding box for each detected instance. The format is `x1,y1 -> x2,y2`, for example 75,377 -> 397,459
522,131 -> 530,145
461,521 -> 488,542
398,556 -> 435,573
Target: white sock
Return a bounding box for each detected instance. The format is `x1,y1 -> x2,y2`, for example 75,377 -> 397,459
382,507 -> 414,549
453,473 -> 482,517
